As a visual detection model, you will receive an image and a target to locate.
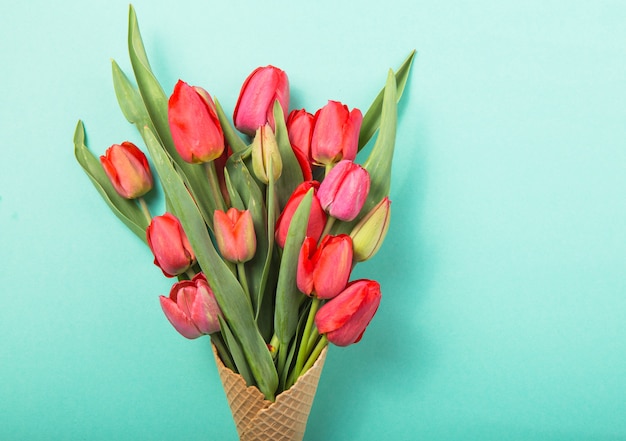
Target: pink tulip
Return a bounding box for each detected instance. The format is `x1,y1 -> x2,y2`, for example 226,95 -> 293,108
213,208 -> 256,263
297,234 -> 353,299
275,181 -> 327,248
315,279 -> 381,347
168,80 -> 225,164
317,160 -> 370,221
287,109 -> 314,159
233,66 -> 289,136
147,213 -> 196,277
100,142 -> 153,199
159,273 -> 222,339
310,100 -> 362,166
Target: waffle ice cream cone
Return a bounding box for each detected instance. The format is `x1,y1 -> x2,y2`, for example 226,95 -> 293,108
213,346 -> 327,441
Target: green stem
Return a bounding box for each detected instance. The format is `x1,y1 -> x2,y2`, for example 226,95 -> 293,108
300,335 -> 328,376
236,262 -> 253,308
205,161 -> 226,212
138,197 -> 152,223
292,297 -> 321,383
306,327 -> 319,354
320,216 -> 336,240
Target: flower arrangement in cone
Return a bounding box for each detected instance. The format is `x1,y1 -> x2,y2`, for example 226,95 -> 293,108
74,5 -> 414,439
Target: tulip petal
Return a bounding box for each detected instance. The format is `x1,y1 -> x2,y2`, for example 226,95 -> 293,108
159,295 -> 202,339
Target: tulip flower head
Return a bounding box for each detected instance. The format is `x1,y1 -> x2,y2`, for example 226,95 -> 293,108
168,80 -> 225,164
310,100 -> 362,166
350,197 -> 391,262
159,273 -> 222,339
213,208 -> 256,263
297,234 -> 353,299
315,279 -> 381,346
100,141 -> 153,199
146,213 -> 196,277
287,109 -> 315,159
251,124 -> 283,184
317,160 -> 370,221
233,65 -> 289,136
275,181 -> 327,249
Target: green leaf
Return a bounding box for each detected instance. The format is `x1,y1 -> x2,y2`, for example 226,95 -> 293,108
274,190 -> 313,346
358,50 -> 415,150
142,125 -> 278,400
111,59 -> 151,128
362,70 -> 397,208
126,5 -> 220,230
214,98 -> 248,154
73,120 -> 148,243
273,100 -> 303,209
218,316 -> 254,386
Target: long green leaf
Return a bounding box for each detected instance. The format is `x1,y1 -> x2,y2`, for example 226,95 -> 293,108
142,125 -> 278,400
358,50 -> 415,150
274,190 -> 313,345
126,5 -> 218,229
73,120 -> 148,243
273,101 -> 303,209
111,59 -> 151,128
218,316 -> 254,385
214,98 -> 248,154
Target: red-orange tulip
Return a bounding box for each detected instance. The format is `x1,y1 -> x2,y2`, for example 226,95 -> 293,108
100,142 -> 153,199
297,234 -> 353,299
315,279 -> 381,346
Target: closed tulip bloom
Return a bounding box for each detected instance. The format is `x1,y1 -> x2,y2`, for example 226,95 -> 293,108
214,208 -> 256,263
350,197 -> 391,262
297,234 -> 353,299
287,109 -> 314,159
100,142 -> 153,199
315,279 -> 381,347
310,100 -> 362,166
233,65 -> 289,136
147,213 -> 196,277
168,80 -> 225,164
159,273 -> 222,339
251,124 -> 283,184
275,181 -> 327,248
317,160 -> 370,221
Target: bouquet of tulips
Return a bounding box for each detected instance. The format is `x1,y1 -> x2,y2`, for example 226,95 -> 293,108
74,6 -> 414,440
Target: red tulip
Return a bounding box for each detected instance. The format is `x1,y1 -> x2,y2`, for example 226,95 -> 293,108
310,100 -> 362,166
315,279 -> 381,346
100,142 -> 153,199
213,208 -> 256,263
233,66 -> 289,136
147,213 -> 195,277
159,273 -> 222,339
168,80 -> 225,164
317,160 -> 370,221
275,181 -> 327,249
297,234 -> 353,299
287,109 -> 314,159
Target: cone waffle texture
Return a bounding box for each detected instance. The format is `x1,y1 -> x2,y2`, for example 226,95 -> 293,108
213,346 -> 327,441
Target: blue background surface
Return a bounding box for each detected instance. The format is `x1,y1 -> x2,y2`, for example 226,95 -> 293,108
1,1 -> 625,439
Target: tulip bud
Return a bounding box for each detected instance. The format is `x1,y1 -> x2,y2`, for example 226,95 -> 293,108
287,109 -> 314,159
310,100 -> 362,166
350,197 -> 391,262
147,213 -> 196,277
275,181 -> 327,249
315,279 -> 381,347
168,80 -> 225,164
297,235 -> 353,299
251,124 -> 282,184
159,273 -> 222,339
100,142 -> 153,199
317,160 -> 370,221
233,65 -> 289,136
213,208 -> 256,263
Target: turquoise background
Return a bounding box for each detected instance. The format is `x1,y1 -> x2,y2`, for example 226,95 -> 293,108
1,1 -> 625,439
